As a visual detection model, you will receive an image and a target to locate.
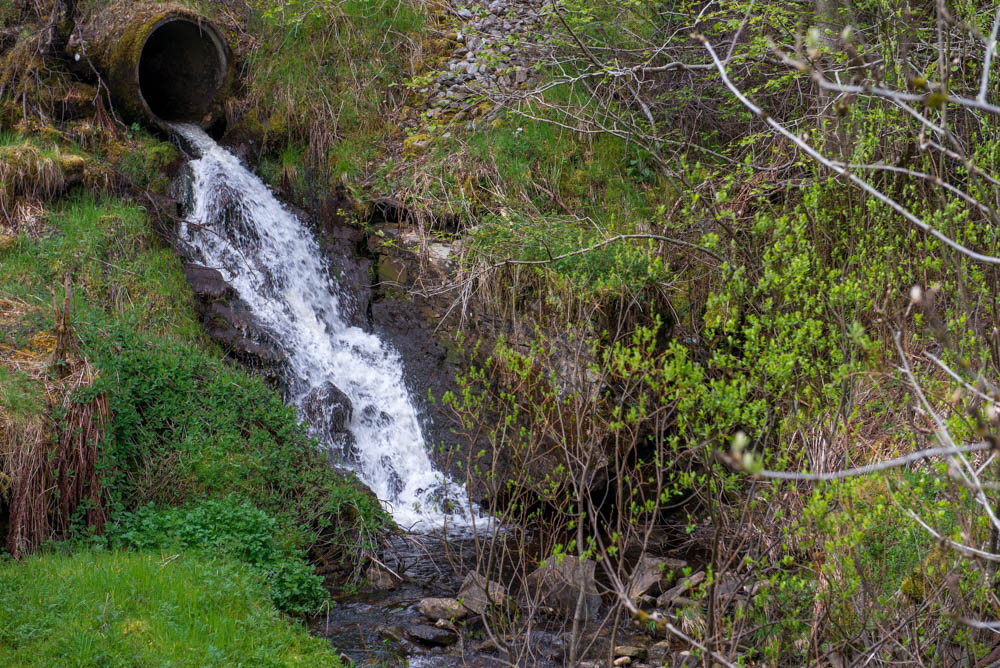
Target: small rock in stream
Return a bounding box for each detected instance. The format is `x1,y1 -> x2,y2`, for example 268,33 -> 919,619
458,571 -> 507,614
419,597 -> 468,621
405,623 -> 458,646
378,625 -> 407,644
614,645 -> 648,660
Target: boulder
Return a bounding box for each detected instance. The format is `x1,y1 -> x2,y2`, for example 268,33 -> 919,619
458,571 -> 507,614
615,646 -> 648,660
419,597 -> 468,622
656,571 -> 705,608
627,555 -> 689,598
183,263 -> 236,300
405,623 -> 457,646
300,381 -> 353,445
181,263 -> 285,372
527,556 -> 601,619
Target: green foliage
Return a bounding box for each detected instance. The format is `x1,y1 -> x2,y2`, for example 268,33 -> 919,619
0,549 -> 343,666
467,213 -> 669,294
111,499 -> 326,614
245,0 -> 425,178
112,129 -> 179,193
0,194 -> 203,343
78,326 -> 391,572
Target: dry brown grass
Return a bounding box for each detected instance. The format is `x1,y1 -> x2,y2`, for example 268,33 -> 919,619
0,143 -> 64,222
0,287 -> 109,558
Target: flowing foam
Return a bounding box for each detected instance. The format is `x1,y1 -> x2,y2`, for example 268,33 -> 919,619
172,123 -> 478,530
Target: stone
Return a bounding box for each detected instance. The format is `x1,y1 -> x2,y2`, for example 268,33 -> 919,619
300,381 -> 353,444
656,571 -> 705,608
648,641 -> 671,663
627,555 -> 689,598
378,625 -> 406,644
182,263 -> 235,300
366,564 -> 399,591
181,263 -> 285,371
615,646 -> 648,660
527,556 -> 602,618
405,623 -> 457,646
457,7 -> 473,18
420,597 -> 468,621
613,658 -> 631,667
458,571 -> 507,614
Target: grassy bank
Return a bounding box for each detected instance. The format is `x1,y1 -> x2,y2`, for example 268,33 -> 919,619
0,549 -> 343,666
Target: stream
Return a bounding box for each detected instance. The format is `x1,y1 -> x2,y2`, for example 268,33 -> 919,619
170,123 -> 479,531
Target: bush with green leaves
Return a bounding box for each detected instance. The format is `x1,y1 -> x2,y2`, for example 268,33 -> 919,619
76,325 -> 391,576
110,498 -> 326,614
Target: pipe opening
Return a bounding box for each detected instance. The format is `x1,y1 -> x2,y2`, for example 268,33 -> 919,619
138,19 -> 225,123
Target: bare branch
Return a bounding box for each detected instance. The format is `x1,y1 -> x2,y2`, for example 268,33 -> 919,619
698,35 -> 1000,266
978,6 -> 1000,103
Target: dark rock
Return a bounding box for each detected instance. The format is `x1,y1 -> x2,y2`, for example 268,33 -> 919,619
458,571 -> 507,614
378,625 -> 407,644
405,623 -> 457,646
183,263 -> 236,300
527,556 -> 601,618
181,263 -> 285,373
301,381 -> 353,446
313,187 -> 371,327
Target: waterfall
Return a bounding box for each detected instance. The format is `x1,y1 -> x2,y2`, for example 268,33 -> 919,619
171,123 -> 478,530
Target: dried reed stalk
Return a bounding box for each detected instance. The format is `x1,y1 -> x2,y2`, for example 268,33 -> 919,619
1,277 -> 109,557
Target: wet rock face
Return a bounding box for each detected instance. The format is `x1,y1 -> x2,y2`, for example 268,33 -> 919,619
312,186 -> 372,328
300,381 -> 355,456
181,263 -> 285,376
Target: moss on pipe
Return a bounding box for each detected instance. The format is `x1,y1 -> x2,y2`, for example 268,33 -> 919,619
67,2 -> 233,130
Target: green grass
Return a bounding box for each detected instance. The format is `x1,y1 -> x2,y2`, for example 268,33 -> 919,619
110,498 -> 328,615
0,549 -> 343,667
0,194 -> 204,344
245,0 -> 426,178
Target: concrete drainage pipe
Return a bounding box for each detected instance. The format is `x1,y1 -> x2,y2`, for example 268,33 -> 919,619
68,3 -> 232,130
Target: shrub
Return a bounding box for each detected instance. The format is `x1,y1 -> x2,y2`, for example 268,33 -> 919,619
111,498 -> 326,614
76,324 -> 391,577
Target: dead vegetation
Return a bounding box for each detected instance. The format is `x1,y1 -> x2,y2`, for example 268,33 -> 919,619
0,280 -> 108,559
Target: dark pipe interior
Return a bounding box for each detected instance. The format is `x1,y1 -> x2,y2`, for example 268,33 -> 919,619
138,20 -> 223,122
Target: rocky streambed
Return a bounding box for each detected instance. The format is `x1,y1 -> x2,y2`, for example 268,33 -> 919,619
312,534 -> 715,667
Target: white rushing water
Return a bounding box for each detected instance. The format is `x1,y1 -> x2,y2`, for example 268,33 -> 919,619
171,123 -> 477,530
